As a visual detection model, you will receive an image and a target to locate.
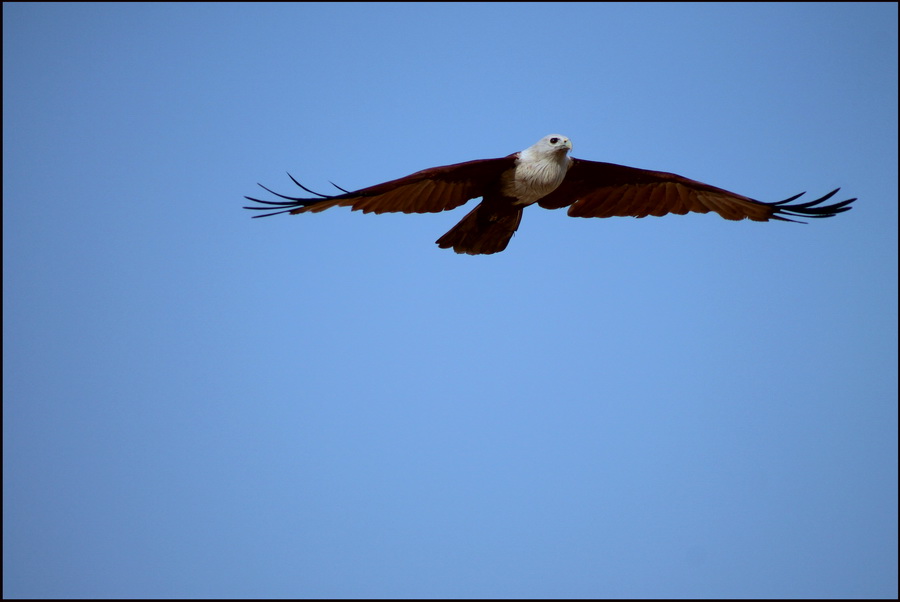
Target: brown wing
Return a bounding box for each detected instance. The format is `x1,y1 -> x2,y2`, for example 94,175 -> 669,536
537,159 -> 855,222
244,156 -> 517,218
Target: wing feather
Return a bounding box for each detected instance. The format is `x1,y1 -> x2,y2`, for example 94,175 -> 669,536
244,157 -> 516,217
538,159 -> 855,223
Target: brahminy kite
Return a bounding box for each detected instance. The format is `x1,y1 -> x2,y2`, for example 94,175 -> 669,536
244,134 -> 855,255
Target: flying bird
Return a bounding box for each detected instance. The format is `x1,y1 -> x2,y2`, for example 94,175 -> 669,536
244,135 -> 855,255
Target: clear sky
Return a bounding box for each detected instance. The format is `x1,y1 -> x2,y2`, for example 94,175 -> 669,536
4,2 -> 897,598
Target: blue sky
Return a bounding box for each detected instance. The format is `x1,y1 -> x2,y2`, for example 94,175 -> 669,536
3,2 -> 897,598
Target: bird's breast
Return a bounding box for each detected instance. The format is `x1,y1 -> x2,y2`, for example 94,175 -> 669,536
501,158 -> 569,205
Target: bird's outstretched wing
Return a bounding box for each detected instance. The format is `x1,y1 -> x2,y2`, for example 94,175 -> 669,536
244,157 -> 516,218
537,159 -> 855,222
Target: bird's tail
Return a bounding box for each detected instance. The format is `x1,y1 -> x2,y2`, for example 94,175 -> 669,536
436,202 -> 523,255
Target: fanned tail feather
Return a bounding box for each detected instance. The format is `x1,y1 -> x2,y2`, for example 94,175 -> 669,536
435,202 -> 523,255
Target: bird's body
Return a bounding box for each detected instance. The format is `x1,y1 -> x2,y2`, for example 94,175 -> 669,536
434,135 -> 573,254
245,134 -> 855,255
501,135 -> 572,205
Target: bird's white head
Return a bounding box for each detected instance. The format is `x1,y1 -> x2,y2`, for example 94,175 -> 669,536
522,134 -> 573,161
505,135 -> 574,203
540,134 -> 572,152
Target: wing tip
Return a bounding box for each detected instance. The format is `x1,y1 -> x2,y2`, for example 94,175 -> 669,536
768,188 -> 856,222
243,174 -> 352,217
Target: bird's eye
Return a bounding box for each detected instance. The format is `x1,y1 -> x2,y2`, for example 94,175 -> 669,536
549,137 -> 559,144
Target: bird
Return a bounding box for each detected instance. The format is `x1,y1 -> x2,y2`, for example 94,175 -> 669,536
244,134 -> 855,255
